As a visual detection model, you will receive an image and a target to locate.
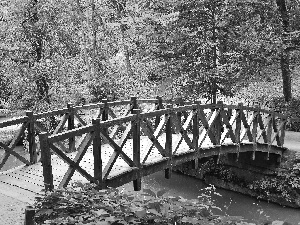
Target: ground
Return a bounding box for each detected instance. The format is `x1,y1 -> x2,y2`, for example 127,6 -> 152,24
0,193 -> 28,225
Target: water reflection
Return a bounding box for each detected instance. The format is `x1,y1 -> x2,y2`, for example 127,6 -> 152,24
122,172 -> 300,224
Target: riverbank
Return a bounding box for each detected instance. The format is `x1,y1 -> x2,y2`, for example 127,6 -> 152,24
175,147 -> 300,211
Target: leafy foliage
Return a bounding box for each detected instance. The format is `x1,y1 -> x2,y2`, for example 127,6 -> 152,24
248,163 -> 300,203
33,182 -> 248,225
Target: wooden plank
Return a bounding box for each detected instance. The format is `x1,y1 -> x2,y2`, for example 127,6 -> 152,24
165,105 -> 172,179
240,110 -> 253,142
92,119 -> 103,186
67,104 -> 76,152
220,109 -> 236,144
74,103 -> 104,111
0,152 -> 10,170
257,114 -> 271,143
49,143 -> 98,185
198,109 -> 217,146
107,107 -> 117,119
0,142 -> 31,165
0,173 -> 44,191
74,111 -> 87,126
34,121 -> 47,133
53,114 -> 68,135
142,116 -> 168,164
40,133 -> 54,191
107,100 -> 131,107
48,125 -> 94,143
1,171 -> 45,187
100,131 -> 135,167
137,99 -> 158,104
132,109 -> 141,191
59,133 -> 94,188
7,121 -> 28,151
140,121 -> 166,156
0,181 -> 38,203
0,116 -> 28,128
26,111 -> 37,164
171,113 -> 193,154
34,109 -> 68,120
252,110 -> 258,160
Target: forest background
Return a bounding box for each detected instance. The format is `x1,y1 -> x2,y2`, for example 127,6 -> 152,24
1,0 -> 300,127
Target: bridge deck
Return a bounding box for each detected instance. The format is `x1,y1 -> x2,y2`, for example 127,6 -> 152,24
0,133 -> 285,204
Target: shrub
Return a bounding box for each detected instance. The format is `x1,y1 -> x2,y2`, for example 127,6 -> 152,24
266,97 -> 300,131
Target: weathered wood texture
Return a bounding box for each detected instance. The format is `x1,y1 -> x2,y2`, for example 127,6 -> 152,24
0,98 -> 290,198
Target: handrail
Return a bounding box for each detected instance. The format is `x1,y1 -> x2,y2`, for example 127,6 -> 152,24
0,97 -> 297,174
37,100 -> 292,191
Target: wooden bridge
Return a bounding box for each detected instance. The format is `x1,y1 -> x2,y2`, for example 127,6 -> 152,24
0,97 -> 292,203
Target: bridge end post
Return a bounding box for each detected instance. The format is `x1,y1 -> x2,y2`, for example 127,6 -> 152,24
67,103 -> 75,152
24,206 -> 35,225
39,132 -> 54,192
26,111 -> 37,164
165,104 -> 173,179
132,109 -> 141,191
92,119 -> 103,189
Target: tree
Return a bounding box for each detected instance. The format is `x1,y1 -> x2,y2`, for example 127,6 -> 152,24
276,0 -> 292,102
23,0 -> 51,103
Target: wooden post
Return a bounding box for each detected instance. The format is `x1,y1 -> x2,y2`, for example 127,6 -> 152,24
252,105 -> 259,160
101,99 -> 109,136
101,99 -> 109,121
24,206 -> 35,225
26,111 -> 37,164
279,118 -> 286,147
131,96 -> 138,113
132,109 -> 141,191
192,104 -> 199,169
215,101 -> 223,164
235,103 -> 243,161
67,103 -> 75,152
176,97 -> 183,128
155,96 -> 163,129
215,101 -> 222,146
39,132 -> 54,191
165,104 -> 172,179
266,114 -> 273,160
92,119 -> 103,189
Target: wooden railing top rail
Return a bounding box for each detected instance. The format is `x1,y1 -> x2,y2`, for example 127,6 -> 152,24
45,101 -> 290,145
0,101 -> 291,129
0,116 -> 29,129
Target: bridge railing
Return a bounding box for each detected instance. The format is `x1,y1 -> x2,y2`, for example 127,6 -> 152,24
0,96 -> 194,171
38,101 -> 289,191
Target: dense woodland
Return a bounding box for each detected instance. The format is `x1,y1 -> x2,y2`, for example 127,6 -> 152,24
1,0 -> 300,113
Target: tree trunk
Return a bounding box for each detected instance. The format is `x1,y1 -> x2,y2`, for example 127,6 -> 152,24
91,0 -> 97,78
75,0 -> 92,79
276,0 -> 292,102
27,0 -> 50,104
120,24 -> 134,78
